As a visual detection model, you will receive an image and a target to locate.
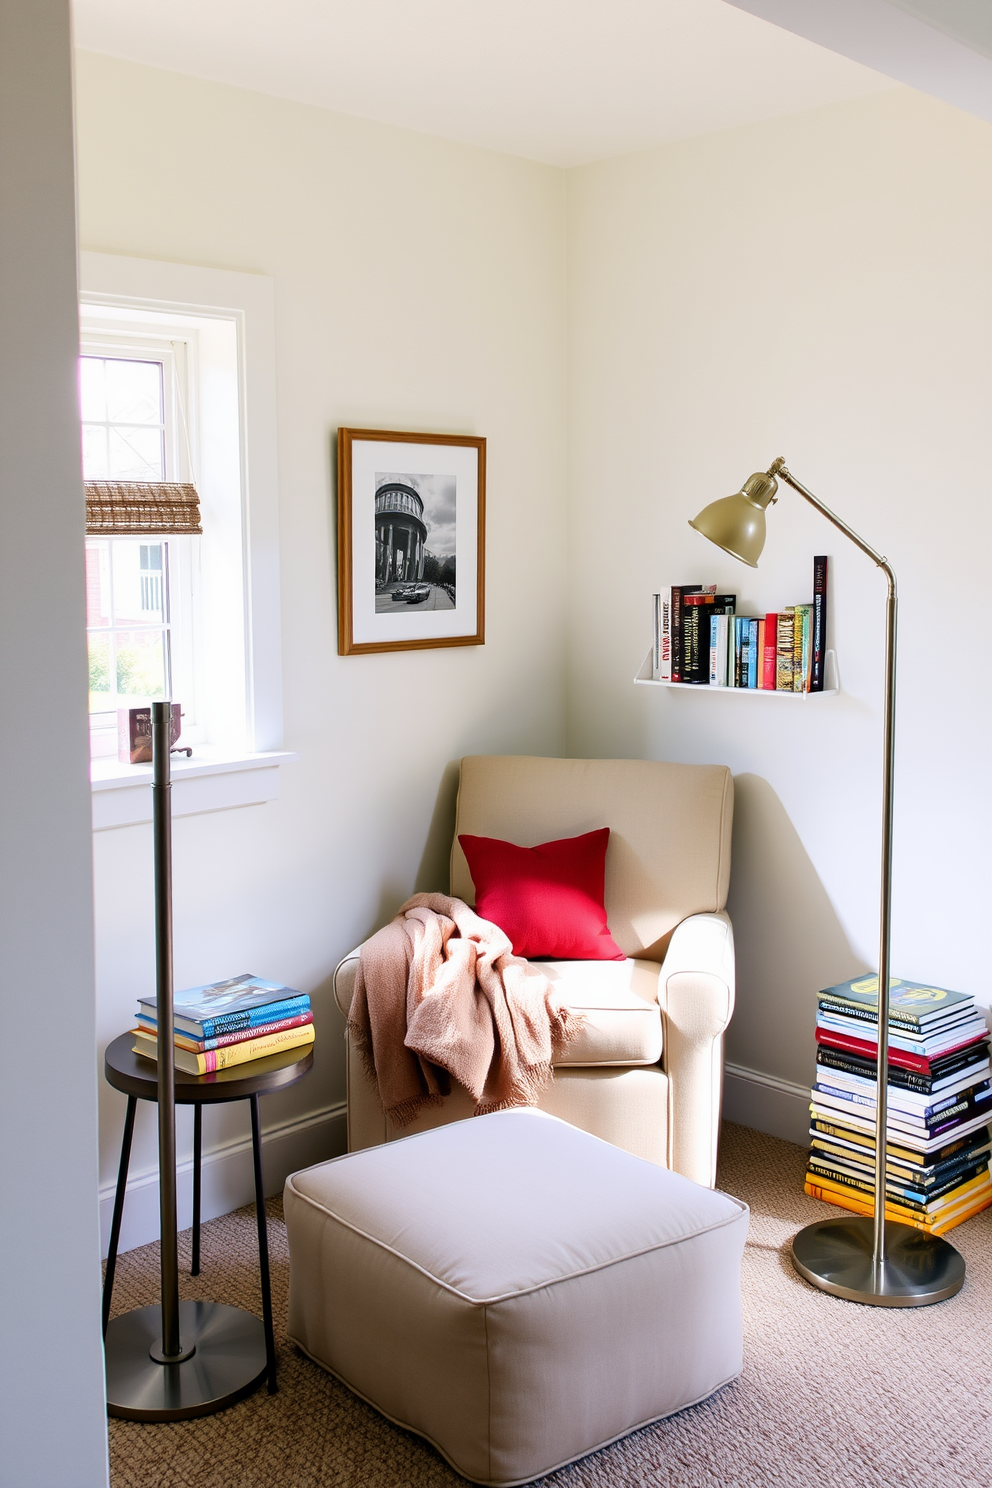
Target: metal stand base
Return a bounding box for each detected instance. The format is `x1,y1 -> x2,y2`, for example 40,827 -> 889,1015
792,1215 -> 965,1307
105,1300 -> 267,1420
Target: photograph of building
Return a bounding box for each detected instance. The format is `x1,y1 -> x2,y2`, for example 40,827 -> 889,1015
374,471 -> 456,611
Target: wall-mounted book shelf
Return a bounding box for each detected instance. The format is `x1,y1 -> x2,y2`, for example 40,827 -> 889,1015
634,647 -> 839,696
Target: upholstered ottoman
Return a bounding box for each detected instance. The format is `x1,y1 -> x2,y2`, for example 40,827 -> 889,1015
285,1109 -> 748,1486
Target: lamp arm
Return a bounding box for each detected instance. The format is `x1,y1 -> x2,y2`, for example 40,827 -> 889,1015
770,459 -> 895,590
772,457 -> 897,1272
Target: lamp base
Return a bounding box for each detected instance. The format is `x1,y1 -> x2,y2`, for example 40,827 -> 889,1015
105,1299 -> 267,1419
791,1215 -> 965,1307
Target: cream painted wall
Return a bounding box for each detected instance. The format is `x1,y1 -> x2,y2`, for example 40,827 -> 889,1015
74,52 -> 567,1246
567,87 -> 992,1129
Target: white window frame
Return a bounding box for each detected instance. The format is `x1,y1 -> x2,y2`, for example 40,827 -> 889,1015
80,253 -> 295,829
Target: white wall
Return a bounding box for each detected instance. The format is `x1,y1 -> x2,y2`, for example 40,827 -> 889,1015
566,87 -> 992,1140
0,4 -> 109,1483
74,51 -> 568,1248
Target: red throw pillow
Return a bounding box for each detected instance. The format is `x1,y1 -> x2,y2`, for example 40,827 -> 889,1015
458,827 -> 625,961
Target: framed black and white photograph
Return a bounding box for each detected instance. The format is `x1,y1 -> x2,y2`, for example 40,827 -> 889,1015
337,428 -> 486,654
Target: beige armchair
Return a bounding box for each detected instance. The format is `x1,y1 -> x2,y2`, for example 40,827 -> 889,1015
333,755 -> 734,1187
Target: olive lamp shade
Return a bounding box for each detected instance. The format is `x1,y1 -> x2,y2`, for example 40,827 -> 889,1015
687,469 -> 779,567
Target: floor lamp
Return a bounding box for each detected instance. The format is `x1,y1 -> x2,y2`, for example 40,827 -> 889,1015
689,457 -> 965,1307
104,701 -> 268,1417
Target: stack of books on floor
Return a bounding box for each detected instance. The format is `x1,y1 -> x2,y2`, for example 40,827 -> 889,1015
806,974 -> 992,1234
133,973 -> 314,1074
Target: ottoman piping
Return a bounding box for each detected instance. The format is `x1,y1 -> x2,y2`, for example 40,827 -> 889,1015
285,1174 -> 748,1305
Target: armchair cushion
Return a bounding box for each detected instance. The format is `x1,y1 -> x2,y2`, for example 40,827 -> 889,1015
457,827 -> 624,960
542,959 -> 663,1065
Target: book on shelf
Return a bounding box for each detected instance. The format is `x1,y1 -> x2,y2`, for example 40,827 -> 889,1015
805,970 -> 992,1233
652,593 -> 661,679
136,971 -> 311,1039
669,585 -> 702,683
684,592 -> 734,683
709,612 -> 729,686
762,613 -> 778,689
658,588 -> 672,680
133,1020 -> 315,1075
651,557 -> 827,690
776,610 -> 795,691
811,556 -> 827,691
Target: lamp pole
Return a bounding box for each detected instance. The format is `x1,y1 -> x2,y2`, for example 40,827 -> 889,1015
691,459 -> 965,1305
769,462 -> 897,1279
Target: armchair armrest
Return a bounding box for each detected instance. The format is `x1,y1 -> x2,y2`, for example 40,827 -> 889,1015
333,948 -> 390,1151
333,950 -> 361,1019
658,911 -> 735,1189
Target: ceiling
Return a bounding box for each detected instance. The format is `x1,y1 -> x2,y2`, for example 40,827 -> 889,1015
70,0 -> 893,168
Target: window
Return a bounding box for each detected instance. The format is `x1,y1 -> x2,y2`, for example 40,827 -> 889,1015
79,252 -> 287,816
80,347 -> 195,750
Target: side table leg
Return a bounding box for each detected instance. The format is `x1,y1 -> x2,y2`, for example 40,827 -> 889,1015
103,1095 -> 137,1338
249,1094 -> 277,1393
191,1103 -> 202,1276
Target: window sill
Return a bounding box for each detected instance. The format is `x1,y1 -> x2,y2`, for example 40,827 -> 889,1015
90,747 -> 299,831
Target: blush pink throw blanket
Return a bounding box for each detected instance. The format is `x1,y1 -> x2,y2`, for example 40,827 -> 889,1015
349,893 -> 580,1128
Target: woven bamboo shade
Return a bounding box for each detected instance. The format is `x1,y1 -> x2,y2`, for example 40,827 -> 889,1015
85,480 -> 202,536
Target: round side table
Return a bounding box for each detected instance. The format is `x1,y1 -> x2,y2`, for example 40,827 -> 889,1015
103,1032 -> 313,1400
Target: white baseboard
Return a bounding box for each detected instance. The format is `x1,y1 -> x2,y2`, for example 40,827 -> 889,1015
100,1101 -> 347,1259
724,1063 -> 810,1147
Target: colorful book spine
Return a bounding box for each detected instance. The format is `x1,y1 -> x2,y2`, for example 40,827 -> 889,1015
658,587 -> 672,681
133,1021 -> 315,1074
815,1024 -> 987,1075
709,612 -> 730,686
138,1009 -> 315,1052
815,1044 -> 990,1096
804,1177 -> 992,1235
733,617 -> 746,687
652,592 -> 661,680
670,586 -> 700,684
776,610 -> 794,690
761,613 -> 778,689
184,994 -> 311,1039
811,555 -> 827,691
683,594 -> 712,684
793,604 -> 812,691
747,619 -> 759,688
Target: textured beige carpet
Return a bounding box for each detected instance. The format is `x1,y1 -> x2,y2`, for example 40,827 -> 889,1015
106,1123 -> 992,1488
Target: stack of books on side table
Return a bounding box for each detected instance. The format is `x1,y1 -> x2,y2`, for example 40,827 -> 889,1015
133,973 -> 315,1075
805,975 -> 992,1234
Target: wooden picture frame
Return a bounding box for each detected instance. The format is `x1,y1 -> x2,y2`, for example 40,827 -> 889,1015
336,427 -> 486,655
